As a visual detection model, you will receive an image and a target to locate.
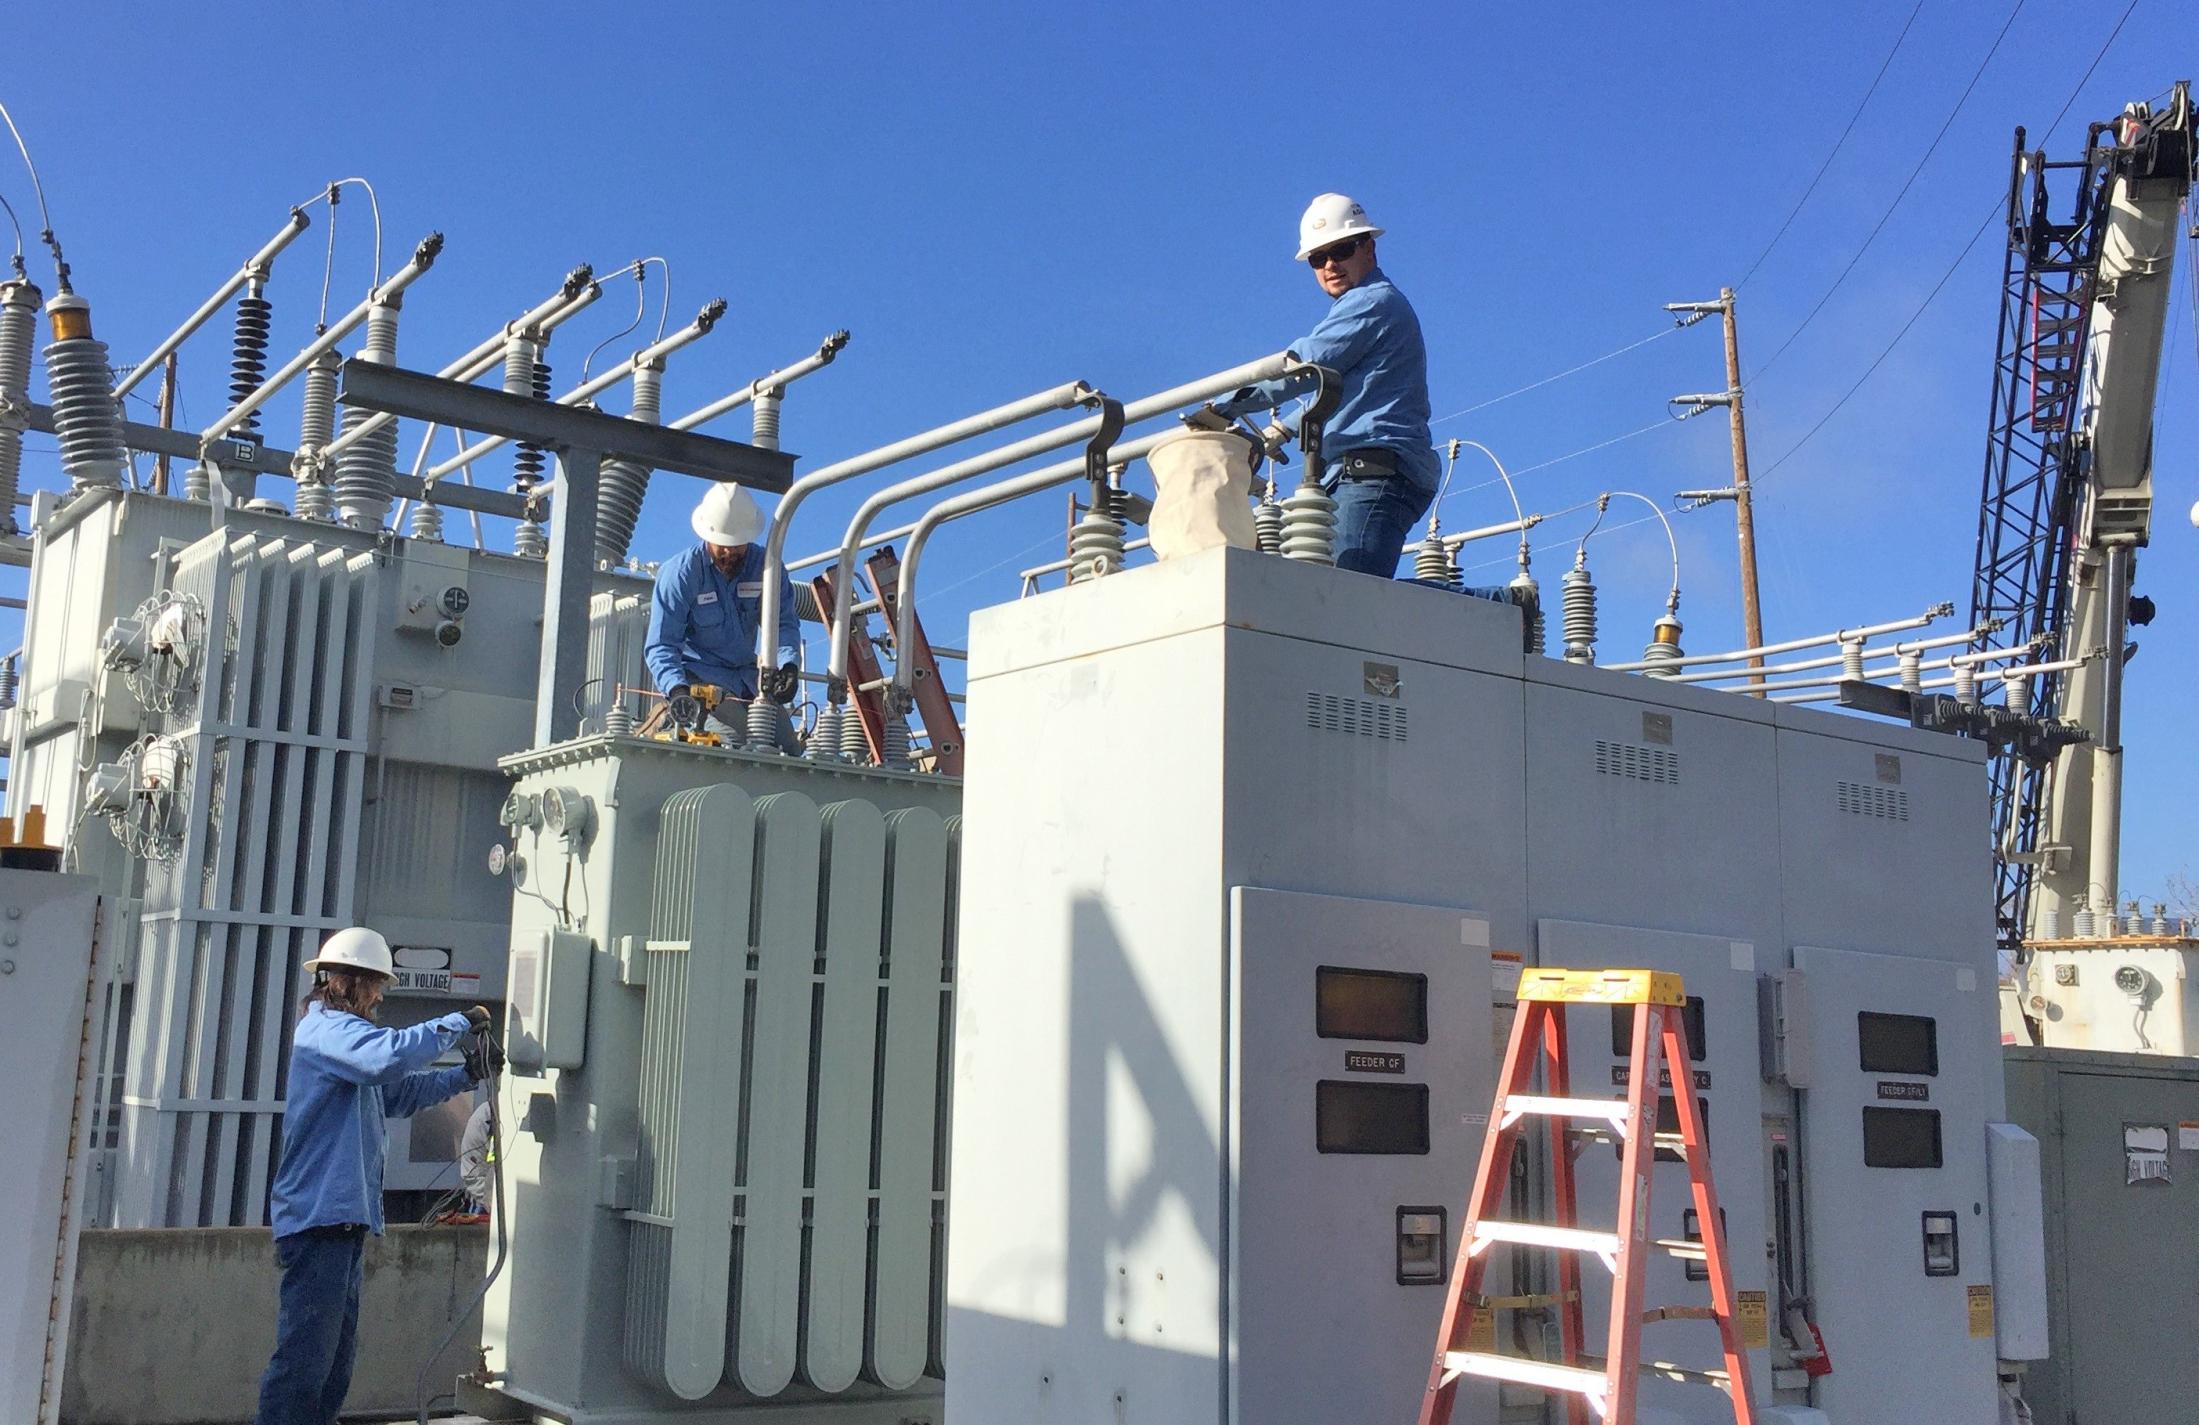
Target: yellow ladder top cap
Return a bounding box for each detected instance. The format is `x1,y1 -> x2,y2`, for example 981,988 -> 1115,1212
1516,968 -> 1685,1006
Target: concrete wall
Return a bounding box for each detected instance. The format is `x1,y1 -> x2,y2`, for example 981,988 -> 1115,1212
62,1226 -> 488,1425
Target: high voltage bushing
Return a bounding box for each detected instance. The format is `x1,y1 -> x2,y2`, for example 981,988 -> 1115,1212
1279,479 -> 1337,564
602,702 -> 634,739
745,693 -> 780,753
1560,561 -> 1598,664
293,349 -> 340,520
408,499 -> 444,542
0,281 -> 41,535
1641,612 -> 1685,676
807,702 -> 846,764
41,292 -> 127,495
1068,488 -> 1126,582
228,295 -> 271,433
334,301 -> 402,529
506,336 -> 551,559
751,387 -> 782,450
840,700 -> 871,763
1509,571 -> 1545,656
877,711 -> 912,770
1898,649 -> 1923,693
0,653 -> 16,711
1253,486 -> 1284,553
1412,529 -> 1457,588
594,361 -> 661,567
1954,662 -> 1980,708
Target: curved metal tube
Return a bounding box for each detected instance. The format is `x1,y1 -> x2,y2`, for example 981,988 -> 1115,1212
817,351 -> 1297,689
1600,603 -> 1953,674
423,300 -> 726,481
202,233 -> 442,442
889,424 -> 1187,696
116,208 -> 310,400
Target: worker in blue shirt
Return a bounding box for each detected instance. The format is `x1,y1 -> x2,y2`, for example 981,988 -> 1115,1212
255,927 -> 495,1425
1220,195 -> 1510,605
645,482 -> 802,747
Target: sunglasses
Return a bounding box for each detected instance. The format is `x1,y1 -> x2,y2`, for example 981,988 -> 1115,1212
1307,236 -> 1364,269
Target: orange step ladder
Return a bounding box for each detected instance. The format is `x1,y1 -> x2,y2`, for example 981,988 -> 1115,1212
1417,968 -> 1756,1425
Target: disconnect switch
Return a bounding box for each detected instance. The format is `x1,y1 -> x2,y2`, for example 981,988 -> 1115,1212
1397,1207 -> 1447,1285
1921,1211 -> 1960,1277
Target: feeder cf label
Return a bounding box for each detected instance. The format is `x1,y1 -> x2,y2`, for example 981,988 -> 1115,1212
1966,1284 -> 1995,1340
1735,1290 -> 1768,1350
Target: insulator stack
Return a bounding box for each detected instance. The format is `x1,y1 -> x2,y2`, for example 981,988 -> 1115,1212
42,293 -> 128,494
2073,901 -> 2096,938
0,281 -> 43,535
0,653 -> 17,711
1412,531 -> 1457,588
840,701 -> 871,763
751,388 -> 782,451
746,694 -> 782,753
228,296 -> 272,434
293,350 -> 340,520
2123,901 -> 2144,937
594,362 -> 661,568
1840,639 -> 1865,682
878,713 -> 912,769
1253,488 -> 1284,553
294,478 -> 335,522
791,583 -> 826,623
603,702 -> 634,739
1279,479 -> 1337,564
1560,562 -> 1597,664
512,519 -> 548,559
2152,905 -> 2173,937
334,301 -> 402,529
1898,650 -> 1922,693
807,702 -> 846,763
183,463 -> 212,501
1953,663 -> 1979,707
408,500 -> 444,542
1641,613 -> 1684,675
1068,490 -> 1126,582
1509,571 -> 1545,656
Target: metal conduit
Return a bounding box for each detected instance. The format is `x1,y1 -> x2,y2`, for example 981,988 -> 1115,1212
1680,622 -> 1999,687
1600,603 -> 1953,673
668,329 -> 849,432
816,352 -> 1298,688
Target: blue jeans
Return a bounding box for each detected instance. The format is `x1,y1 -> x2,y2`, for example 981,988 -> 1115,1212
1331,472 -> 1510,601
257,1227 -> 366,1425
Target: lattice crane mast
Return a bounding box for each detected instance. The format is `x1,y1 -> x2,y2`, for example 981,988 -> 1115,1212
1969,81 -> 2195,952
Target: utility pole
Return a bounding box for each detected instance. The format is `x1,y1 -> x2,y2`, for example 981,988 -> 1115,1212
151,352 -> 178,496
1668,288 -> 1767,692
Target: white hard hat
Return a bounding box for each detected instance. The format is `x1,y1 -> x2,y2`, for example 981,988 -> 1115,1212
1296,193 -> 1385,262
691,483 -> 767,547
306,926 -> 395,979
2189,497 -> 2199,530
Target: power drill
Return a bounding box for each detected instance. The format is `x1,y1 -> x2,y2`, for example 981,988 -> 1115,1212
663,683 -> 724,744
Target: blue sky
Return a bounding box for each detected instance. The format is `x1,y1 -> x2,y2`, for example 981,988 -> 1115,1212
3,2 -> 2194,901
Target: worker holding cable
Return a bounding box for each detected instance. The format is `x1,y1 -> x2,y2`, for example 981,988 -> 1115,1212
254,928 -> 499,1425
645,482 -> 803,748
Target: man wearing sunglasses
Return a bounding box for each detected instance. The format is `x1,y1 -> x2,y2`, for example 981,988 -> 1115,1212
1217,193 -> 1446,579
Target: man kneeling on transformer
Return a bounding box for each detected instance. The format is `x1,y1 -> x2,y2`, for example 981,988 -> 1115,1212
645,483 -> 803,748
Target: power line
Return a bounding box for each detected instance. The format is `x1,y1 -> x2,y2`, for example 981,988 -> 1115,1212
1750,0 -> 2144,484
1433,416 -> 1682,514
1736,0 -> 1928,291
1431,326 -> 1681,426
1749,0 -> 2025,383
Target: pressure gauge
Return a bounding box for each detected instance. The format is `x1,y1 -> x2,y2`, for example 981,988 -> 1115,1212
500,791 -> 543,831
540,786 -> 594,847
2113,965 -> 2149,997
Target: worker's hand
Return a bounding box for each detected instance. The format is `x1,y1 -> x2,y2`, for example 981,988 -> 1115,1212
761,662 -> 799,706
464,1035 -> 505,1083
465,1004 -> 494,1033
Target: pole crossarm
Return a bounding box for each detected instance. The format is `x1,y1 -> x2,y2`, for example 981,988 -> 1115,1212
337,360 -> 796,491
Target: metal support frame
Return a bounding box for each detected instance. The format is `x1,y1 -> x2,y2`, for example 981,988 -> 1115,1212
1967,120 -> 2117,949
336,360 -> 795,747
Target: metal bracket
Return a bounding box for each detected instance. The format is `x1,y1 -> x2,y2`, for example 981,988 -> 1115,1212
1287,361 -> 1341,480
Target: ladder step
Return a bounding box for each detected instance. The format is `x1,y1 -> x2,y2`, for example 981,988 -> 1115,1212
1502,1094 -> 1631,1127
1443,1351 -> 1610,1399
1642,1304 -> 1721,1323
1653,1237 -> 1708,1261
1472,1220 -> 1624,1259
1582,1353 -> 1732,1390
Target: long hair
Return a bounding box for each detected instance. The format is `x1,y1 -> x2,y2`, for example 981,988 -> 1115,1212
301,967 -> 385,1021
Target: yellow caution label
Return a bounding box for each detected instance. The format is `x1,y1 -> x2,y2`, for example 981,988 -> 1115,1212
1967,1284 -> 1995,1340
1735,1290 -> 1769,1350
1464,1306 -> 1497,1353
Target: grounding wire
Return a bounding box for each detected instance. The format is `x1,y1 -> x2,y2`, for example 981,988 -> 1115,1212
0,187 -> 22,274
1750,0 -> 2143,485
579,260 -> 665,382
1747,0 -> 2024,384
1430,325 -> 1681,425
1735,0 -> 1927,291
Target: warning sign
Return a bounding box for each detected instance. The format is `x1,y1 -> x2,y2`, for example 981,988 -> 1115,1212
1464,1307 -> 1496,1353
1735,1290 -> 1768,1350
1966,1284 -> 1995,1341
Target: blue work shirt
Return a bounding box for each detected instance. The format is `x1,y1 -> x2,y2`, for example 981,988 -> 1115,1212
1226,267 -> 1439,492
644,543 -> 800,700
268,1005 -> 474,1238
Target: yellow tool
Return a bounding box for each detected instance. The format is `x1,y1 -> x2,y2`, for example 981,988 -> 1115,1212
642,684 -> 726,746
1514,967 -> 1686,1007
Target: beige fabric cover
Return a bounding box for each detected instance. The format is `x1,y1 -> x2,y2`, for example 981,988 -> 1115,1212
1145,430 -> 1258,559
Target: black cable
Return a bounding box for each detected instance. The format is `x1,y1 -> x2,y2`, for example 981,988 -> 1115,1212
1752,0 -> 2144,483
415,1030 -> 509,1425
1736,0 -> 1927,291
